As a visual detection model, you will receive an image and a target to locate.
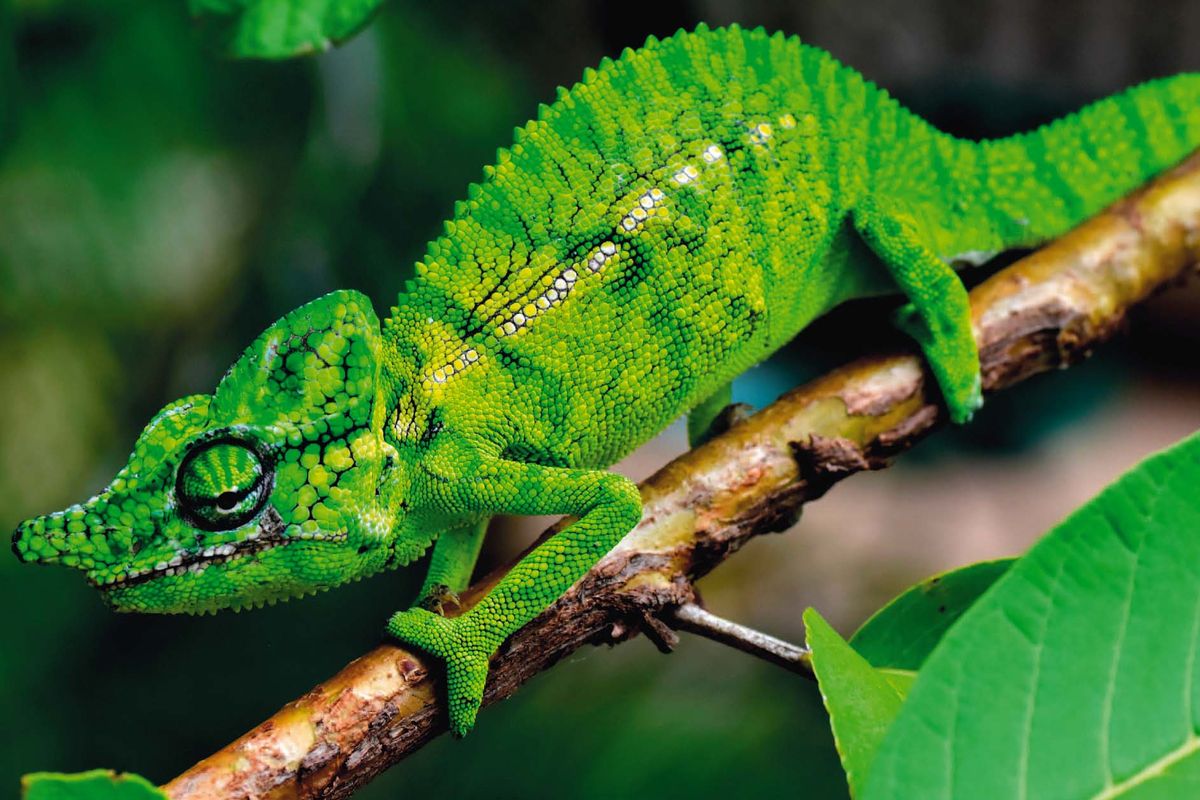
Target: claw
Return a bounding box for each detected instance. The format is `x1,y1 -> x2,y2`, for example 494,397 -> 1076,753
416,583 -> 463,616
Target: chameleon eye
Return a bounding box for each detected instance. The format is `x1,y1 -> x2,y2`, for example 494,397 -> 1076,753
175,439 -> 271,530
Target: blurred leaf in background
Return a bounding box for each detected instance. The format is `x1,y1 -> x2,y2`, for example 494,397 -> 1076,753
189,0 -> 386,59
23,770 -> 165,800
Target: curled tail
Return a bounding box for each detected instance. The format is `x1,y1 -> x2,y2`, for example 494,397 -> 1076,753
982,73 -> 1200,247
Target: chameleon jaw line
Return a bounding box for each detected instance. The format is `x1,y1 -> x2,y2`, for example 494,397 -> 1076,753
89,508 -> 348,589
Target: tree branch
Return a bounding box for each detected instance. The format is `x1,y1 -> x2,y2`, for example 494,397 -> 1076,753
668,602 -> 813,676
163,153 -> 1200,800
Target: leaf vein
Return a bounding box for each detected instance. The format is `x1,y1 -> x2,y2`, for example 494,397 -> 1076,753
1016,558 -> 1067,800
1097,538 -> 1140,784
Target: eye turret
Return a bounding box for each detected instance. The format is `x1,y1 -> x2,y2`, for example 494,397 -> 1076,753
175,439 -> 271,530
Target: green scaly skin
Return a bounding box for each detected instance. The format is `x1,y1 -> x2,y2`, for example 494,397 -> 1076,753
13,25 -> 1200,735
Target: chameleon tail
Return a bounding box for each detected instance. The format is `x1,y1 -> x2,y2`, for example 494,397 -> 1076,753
861,74 -> 1200,422
981,73 -> 1200,247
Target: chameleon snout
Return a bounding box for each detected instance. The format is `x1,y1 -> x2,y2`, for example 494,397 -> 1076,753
12,511 -> 65,564
11,518 -> 35,563
11,501 -> 120,568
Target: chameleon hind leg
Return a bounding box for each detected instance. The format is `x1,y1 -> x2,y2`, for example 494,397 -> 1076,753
388,458 -> 642,735
416,517 -> 489,614
851,199 -> 983,423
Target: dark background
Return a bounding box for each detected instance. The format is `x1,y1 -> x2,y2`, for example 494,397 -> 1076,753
3,1 -> 1200,797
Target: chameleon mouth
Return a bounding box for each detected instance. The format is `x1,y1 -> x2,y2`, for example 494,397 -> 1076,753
93,534 -> 277,589
93,532 -> 351,590
89,508 -> 347,590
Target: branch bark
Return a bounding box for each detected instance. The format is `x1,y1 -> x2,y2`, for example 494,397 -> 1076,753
163,153 -> 1200,800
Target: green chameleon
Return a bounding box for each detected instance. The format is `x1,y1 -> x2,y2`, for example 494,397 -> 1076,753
13,25 -> 1200,735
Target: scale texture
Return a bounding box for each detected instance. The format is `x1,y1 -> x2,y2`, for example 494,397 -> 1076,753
14,25 -> 1200,734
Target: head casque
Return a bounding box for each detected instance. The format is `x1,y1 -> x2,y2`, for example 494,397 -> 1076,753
11,290 -> 412,613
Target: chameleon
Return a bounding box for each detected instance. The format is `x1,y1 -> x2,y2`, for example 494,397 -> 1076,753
12,24 -> 1200,736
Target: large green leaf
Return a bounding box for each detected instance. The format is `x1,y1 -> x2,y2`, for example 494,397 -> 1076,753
189,0 -> 386,58
23,771 -> 165,800
876,668 -> 917,697
805,608 -> 909,797
850,559 -> 1013,670
865,430 -> 1200,798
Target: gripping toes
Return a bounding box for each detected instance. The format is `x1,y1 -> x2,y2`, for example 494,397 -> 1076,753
892,301 -> 983,423
386,607 -> 496,736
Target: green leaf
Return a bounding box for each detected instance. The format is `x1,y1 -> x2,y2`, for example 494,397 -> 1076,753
850,558 -> 1013,670
865,431 -> 1200,798
189,0 -> 387,58
805,608 -> 907,797
23,770 -> 166,800
877,667 -> 917,698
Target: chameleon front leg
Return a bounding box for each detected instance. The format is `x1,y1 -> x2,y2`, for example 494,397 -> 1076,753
388,458 -> 642,735
416,517 -> 489,614
852,199 -> 983,423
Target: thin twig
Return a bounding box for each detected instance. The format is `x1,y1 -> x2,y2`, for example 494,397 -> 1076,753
164,153 -> 1200,800
669,602 -> 813,677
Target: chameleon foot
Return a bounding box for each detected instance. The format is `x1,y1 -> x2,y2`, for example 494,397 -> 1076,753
386,606 -> 496,736
892,301 -> 983,423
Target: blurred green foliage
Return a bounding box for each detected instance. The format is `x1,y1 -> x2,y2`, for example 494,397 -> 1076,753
189,0 -> 386,58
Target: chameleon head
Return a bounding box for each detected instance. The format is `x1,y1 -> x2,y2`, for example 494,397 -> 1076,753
11,289 -> 407,613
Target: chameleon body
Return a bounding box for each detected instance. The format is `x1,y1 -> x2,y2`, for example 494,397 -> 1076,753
13,25 -> 1200,734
